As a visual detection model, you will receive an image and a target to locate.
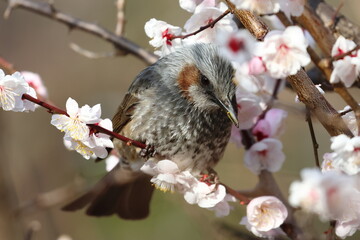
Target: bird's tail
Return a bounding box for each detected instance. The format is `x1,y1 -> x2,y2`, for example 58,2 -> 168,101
62,164 -> 154,220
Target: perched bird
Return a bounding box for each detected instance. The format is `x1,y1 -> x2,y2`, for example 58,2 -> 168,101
63,43 -> 238,219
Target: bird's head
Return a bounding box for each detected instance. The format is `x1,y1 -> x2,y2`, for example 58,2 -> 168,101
161,44 -> 238,127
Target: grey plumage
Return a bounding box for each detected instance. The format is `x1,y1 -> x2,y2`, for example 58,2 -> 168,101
63,43 -> 237,219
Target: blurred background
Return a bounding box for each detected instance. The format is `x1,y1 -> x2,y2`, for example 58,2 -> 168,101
0,0 -> 359,239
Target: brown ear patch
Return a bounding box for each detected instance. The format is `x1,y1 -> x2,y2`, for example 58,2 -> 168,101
177,64 -> 200,97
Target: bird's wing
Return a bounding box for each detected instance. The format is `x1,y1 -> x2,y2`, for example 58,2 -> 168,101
112,65 -> 161,134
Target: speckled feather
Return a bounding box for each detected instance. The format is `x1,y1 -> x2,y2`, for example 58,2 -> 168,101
114,44 -> 236,173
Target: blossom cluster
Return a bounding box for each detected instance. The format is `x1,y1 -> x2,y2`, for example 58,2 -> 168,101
51,98 -> 114,160
0,69 -> 37,112
330,35 -> 360,88
289,168 -> 360,238
139,158 -> 288,234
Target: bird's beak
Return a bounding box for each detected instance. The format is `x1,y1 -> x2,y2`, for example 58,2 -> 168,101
214,96 -> 239,128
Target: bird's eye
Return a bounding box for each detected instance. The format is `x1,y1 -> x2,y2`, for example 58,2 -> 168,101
201,75 -> 210,86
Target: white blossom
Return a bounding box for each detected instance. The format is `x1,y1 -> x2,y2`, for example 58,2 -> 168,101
341,105 -> 358,136
141,159 -> 198,192
63,118 -> 113,159
233,62 -> 284,96
336,219 -> 360,239
231,0 -> 280,15
144,18 -> 183,56
51,98 -> 101,141
179,0 -> 218,12
209,194 -> 236,217
330,36 -> 360,87
246,196 -> 288,232
328,134 -> 360,175
289,168 -> 360,223
216,29 -> 255,64
240,216 -> 285,239
256,26 -> 311,78
244,138 -> 285,174
183,6 -> 237,44
184,181 -> 226,208
278,0 -> 305,18
105,154 -> 120,172
235,90 -> 263,130
0,70 -> 37,112
21,71 -> 48,100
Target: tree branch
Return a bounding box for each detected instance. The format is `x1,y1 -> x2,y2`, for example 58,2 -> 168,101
4,0 -> 158,65
21,94 -> 148,149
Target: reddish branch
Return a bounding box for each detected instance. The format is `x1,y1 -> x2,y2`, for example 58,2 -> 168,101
171,9 -> 231,40
21,94 -> 147,149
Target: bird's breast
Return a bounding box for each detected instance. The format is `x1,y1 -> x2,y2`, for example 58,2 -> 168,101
125,92 -> 232,173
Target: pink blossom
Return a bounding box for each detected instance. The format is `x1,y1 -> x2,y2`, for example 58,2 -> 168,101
235,90 -> 263,130
209,194 -> 236,217
256,26 -> 310,78
252,108 -> 287,141
246,196 -> 288,232
144,18 -> 183,56
216,29 -> 255,63
233,63 -> 284,95
21,71 -> 48,100
184,181 -> 226,208
278,0 -> 305,18
183,6 -> 237,43
330,36 -> 360,87
230,125 -> 242,147
289,168 -> 360,224
336,219 -> 360,239
244,138 -> 285,174
247,56 -> 266,75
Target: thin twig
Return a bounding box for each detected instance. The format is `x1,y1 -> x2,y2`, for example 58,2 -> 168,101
332,45 -> 360,62
4,0 -> 158,65
325,221 -> 336,240
69,43 -> 118,59
171,9 -> 231,40
306,108 -> 320,168
115,0 -> 126,36
17,177 -> 84,214
258,79 -> 283,120
330,0 -> 345,28
24,221 -> 41,240
222,183 -> 250,204
340,108 -> 353,116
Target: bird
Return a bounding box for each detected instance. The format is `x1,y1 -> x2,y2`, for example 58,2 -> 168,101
62,43 -> 238,220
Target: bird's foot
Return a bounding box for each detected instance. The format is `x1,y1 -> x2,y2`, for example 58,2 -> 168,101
200,168 -> 220,192
139,145 -> 156,159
